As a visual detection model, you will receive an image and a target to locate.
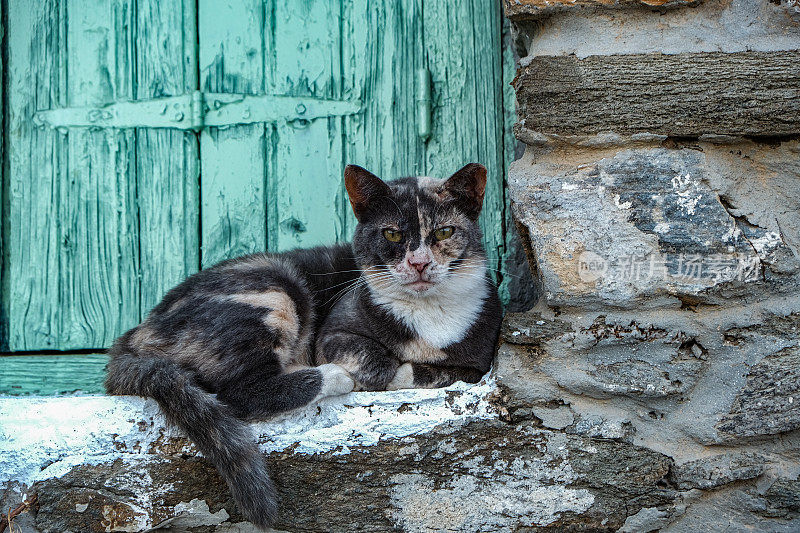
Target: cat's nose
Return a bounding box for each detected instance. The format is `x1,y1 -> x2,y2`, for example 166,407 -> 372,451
407,257 -> 430,273
411,261 -> 429,273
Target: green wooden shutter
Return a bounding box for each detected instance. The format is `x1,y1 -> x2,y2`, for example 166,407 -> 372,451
198,0 -> 269,265
267,1 -> 348,253
1,0 -> 514,357
135,0 -> 201,315
4,0 -> 200,351
6,0 -> 139,350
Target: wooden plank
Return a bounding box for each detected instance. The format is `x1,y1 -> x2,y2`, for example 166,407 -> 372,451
6,0 -> 140,350
5,0 -> 66,350
267,0 -> 346,252
340,0 -> 426,238
0,0 -> 4,349
502,0 -> 700,20
61,0 -> 139,347
0,354 -> 108,395
136,0 -> 200,315
513,51 -> 800,137
199,0 -> 267,267
422,0 -> 508,294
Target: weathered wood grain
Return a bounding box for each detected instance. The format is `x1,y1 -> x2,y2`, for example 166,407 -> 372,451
340,0 -> 426,241
0,354 -> 107,395
62,0 -> 140,347
0,0 -> 4,349
136,0 -> 200,315
513,51 -> 800,137
267,1 -> 348,252
199,0 -> 267,266
502,0 -> 700,20
423,0 -> 510,293
5,0 -> 67,350
6,0 -> 140,350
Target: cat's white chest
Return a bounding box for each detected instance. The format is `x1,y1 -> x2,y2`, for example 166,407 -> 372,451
380,281 -> 488,349
399,303 -> 471,347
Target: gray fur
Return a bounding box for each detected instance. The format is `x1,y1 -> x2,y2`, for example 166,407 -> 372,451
106,252 -> 358,528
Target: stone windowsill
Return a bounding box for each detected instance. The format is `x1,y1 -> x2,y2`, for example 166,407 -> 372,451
0,378 -> 506,531
0,378 -> 499,489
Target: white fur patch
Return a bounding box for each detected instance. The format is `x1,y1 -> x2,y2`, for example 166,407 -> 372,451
386,363 -> 415,390
316,364 -> 356,399
399,337 -> 448,363
369,261 -> 488,348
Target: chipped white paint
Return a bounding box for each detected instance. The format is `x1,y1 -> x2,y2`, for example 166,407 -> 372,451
0,377 -> 499,487
388,428 -> 595,532
671,173 -> 701,215
721,219 -> 743,242
750,231 -> 783,258
654,222 -> 671,234
155,499 -> 231,529
613,194 -> 632,210
255,376 -> 499,455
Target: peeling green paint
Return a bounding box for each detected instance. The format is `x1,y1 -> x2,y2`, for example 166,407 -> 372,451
2,0 -> 516,358
0,354 -> 107,395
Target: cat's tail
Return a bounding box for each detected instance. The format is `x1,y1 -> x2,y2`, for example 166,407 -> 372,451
104,352 -> 278,529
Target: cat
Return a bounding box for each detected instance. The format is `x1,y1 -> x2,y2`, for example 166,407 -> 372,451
318,163 -> 502,391
104,162 -> 502,529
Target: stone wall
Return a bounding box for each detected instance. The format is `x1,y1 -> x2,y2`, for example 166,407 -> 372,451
503,0 -> 800,530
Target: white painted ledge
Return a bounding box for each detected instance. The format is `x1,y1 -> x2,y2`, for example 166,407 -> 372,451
0,377 -> 499,489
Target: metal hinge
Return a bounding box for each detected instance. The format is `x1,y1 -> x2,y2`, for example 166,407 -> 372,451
416,68 -> 432,141
33,90 -> 361,131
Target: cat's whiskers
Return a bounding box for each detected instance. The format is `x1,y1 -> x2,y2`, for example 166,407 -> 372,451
448,259 -> 524,280
321,271 -> 397,308
316,266 -> 393,293
322,276 -> 373,307
310,264 -> 393,277
337,273 -> 396,307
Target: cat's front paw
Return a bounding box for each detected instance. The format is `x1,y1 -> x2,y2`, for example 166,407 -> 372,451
317,363 -> 356,397
386,363 -> 415,391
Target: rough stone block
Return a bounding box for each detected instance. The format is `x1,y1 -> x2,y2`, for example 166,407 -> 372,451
513,51 -> 800,136
509,141 -> 800,309
513,51 -> 800,138
510,0 -> 800,58
495,305 -> 800,443
717,345 -> 800,439
670,453 -> 766,490
502,0 -> 700,21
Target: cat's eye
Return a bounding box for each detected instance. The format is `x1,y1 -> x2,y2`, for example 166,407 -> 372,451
433,226 -> 455,241
383,228 -> 403,242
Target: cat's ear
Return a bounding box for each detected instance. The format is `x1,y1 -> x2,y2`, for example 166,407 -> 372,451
344,165 -> 392,221
440,163 -> 487,220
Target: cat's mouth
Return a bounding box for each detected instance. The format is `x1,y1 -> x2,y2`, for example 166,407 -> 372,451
404,279 -> 435,292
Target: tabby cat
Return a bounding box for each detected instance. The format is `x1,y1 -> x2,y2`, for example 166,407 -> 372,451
104,163 -> 502,529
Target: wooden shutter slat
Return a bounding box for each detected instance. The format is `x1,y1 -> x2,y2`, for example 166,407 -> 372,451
136,0 -> 201,315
